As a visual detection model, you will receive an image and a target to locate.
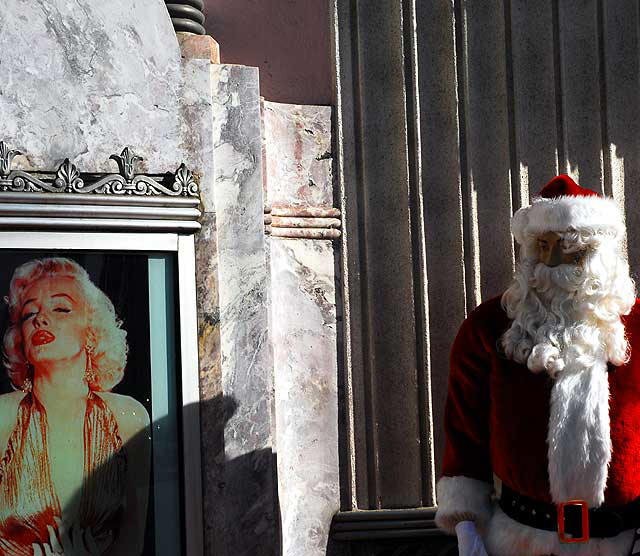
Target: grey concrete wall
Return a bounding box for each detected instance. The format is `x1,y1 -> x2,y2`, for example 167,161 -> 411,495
333,0 -> 640,510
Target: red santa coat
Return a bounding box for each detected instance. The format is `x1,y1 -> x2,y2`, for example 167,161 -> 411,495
436,295 -> 640,555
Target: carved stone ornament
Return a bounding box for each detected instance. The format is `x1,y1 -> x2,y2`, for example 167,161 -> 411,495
0,142 -> 200,198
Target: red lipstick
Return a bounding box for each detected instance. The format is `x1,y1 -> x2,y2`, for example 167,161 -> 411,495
32,330 -> 55,346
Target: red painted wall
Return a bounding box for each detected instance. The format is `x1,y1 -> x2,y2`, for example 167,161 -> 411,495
203,0 -> 332,106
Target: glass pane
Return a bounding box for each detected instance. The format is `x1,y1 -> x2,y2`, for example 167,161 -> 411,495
148,254 -> 182,555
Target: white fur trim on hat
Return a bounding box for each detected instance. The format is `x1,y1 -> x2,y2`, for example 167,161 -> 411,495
511,195 -> 625,245
435,476 -> 493,534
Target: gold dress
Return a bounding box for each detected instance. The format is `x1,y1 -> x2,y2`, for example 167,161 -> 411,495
0,392 -> 127,555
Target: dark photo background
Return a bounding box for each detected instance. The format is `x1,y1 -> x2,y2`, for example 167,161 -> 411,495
0,251 -> 156,553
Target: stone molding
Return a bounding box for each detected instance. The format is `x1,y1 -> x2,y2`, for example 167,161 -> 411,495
265,205 -> 342,239
177,33 -> 220,64
0,141 -> 201,231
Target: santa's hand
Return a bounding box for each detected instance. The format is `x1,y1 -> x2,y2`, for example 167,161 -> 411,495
455,520 -> 488,556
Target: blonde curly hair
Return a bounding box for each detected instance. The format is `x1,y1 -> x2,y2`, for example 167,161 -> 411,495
3,257 -> 128,391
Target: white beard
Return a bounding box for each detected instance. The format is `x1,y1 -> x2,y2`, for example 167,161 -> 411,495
500,246 -> 635,506
547,355 -> 611,506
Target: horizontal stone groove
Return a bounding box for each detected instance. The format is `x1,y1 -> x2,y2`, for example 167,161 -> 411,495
271,205 -> 341,218
267,227 -> 341,240
0,191 -> 200,207
0,217 -> 200,232
0,202 -> 200,220
271,216 -> 341,229
331,508 -> 442,541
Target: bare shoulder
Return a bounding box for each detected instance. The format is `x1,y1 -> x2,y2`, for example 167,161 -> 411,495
0,390 -> 27,454
97,392 -> 150,443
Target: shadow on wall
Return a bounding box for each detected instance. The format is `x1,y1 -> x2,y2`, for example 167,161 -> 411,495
0,393 -> 280,556
196,394 -> 281,556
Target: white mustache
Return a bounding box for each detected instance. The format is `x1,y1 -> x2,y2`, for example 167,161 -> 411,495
529,263 -> 585,295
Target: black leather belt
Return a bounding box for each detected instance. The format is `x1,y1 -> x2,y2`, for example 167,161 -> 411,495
500,483 -> 640,542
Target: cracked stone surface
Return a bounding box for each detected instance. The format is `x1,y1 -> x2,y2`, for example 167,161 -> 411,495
0,0 -> 201,175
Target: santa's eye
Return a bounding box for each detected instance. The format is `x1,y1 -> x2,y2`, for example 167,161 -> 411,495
572,250 -> 587,263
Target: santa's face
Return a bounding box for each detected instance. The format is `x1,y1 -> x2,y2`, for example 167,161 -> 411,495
535,231 -> 588,268
20,276 -> 89,367
501,229 -> 635,374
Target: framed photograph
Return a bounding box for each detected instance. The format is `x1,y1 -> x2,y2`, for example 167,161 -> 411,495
0,233 -> 201,556
0,150 -> 203,556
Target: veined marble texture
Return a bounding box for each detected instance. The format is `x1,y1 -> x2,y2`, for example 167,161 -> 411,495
0,0 -> 196,174
263,102 -> 333,208
194,212 -> 225,556
264,103 -> 340,556
180,58 -> 216,210
210,64 -> 277,556
270,238 -> 340,556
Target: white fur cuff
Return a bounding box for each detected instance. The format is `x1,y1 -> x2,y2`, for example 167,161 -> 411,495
435,476 -> 493,534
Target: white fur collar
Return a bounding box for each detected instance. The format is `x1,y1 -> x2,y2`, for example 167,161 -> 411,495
547,356 -> 611,506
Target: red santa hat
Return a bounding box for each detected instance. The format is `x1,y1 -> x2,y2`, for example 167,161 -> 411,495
511,174 -> 625,245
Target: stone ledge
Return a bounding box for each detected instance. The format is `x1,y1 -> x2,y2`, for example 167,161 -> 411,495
178,33 -> 220,63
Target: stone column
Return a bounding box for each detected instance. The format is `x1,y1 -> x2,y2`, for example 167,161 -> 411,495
264,101 -> 341,556
207,65 -> 278,556
179,34 -> 277,556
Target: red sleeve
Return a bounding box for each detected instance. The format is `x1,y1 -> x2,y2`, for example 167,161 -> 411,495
435,313 -> 494,533
441,312 -> 493,483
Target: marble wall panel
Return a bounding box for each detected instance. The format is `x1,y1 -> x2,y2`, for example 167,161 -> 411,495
180,58 -> 216,211
263,103 -> 334,208
0,0 -> 197,174
210,64 -> 277,556
270,238 -> 340,556
264,103 -> 340,556
194,211 -> 225,556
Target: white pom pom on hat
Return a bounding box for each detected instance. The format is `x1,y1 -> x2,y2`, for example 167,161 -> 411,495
511,174 -> 625,245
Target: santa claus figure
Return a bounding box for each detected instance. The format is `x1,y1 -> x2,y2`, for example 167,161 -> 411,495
435,175 -> 640,556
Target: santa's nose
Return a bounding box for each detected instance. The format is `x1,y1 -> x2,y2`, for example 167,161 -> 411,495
545,244 -> 564,267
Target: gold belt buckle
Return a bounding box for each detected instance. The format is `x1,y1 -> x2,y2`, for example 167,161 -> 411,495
557,500 -> 589,543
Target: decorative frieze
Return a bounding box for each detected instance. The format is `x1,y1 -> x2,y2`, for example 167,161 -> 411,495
0,142 -> 199,198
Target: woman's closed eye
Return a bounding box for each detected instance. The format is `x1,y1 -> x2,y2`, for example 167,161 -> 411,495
53,307 -> 70,313
20,311 -> 36,322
